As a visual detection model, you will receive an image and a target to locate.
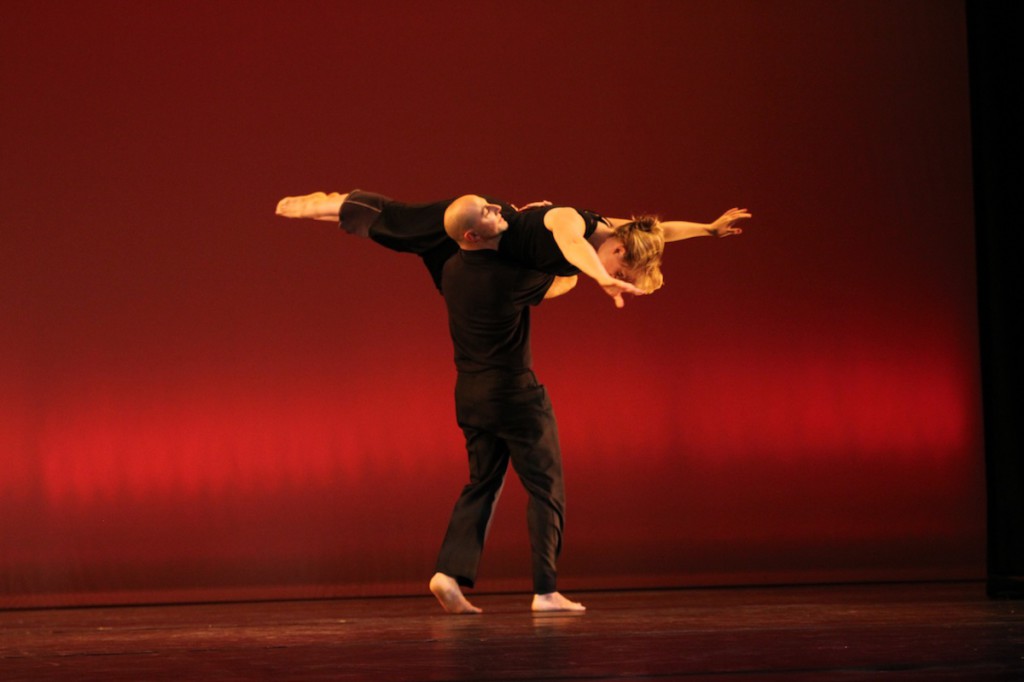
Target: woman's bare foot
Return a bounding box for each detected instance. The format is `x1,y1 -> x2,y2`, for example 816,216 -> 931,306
429,573 -> 482,614
532,592 -> 586,612
275,192 -> 345,221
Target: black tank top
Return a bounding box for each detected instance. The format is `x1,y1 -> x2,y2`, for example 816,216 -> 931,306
498,207 -> 605,277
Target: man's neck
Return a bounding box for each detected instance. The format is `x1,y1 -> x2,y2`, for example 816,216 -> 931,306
459,235 -> 501,251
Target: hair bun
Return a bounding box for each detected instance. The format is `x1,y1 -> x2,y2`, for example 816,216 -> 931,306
631,215 -> 660,232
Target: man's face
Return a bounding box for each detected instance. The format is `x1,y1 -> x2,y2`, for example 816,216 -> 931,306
469,198 -> 508,240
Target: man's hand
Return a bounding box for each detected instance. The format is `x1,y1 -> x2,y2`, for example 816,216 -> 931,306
600,278 -> 646,309
707,207 -> 751,237
512,200 -> 552,212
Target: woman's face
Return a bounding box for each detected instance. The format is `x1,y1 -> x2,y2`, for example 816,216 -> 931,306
597,237 -> 635,282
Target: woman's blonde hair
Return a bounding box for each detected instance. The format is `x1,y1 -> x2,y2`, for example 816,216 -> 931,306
615,216 -> 665,293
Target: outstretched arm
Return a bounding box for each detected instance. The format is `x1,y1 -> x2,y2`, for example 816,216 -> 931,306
545,207 -> 645,309
275,192 -> 346,222
606,207 -> 751,242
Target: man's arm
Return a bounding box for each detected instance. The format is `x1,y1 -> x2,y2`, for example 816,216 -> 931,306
545,207 -> 644,309
544,275 -> 578,300
606,207 -> 751,242
275,192 -> 346,222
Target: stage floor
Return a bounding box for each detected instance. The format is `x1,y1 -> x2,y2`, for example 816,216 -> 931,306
1,582 -> 1021,681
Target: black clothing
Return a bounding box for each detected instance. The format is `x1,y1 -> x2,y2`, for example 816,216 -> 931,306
443,250 -> 553,374
436,249 -> 565,594
438,369 -> 564,594
499,206 -> 605,276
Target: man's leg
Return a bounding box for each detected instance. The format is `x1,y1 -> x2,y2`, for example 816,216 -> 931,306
505,383 -> 585,612
432,428 -> 510,614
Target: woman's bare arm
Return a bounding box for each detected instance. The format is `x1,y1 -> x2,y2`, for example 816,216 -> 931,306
605,207 -> 751,242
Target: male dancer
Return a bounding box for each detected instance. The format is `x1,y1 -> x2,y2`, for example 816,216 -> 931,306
428,201 -> 584,614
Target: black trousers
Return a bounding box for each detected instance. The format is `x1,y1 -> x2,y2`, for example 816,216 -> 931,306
435,370 -> 565,595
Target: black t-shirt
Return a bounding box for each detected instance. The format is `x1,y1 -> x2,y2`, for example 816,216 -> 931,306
498,206 -> 605,277
442,249 -> 554,374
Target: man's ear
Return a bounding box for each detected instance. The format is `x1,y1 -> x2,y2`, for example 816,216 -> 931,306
464,231 -> 480,243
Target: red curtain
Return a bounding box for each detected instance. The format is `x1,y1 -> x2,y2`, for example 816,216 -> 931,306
1,0 -> 982,607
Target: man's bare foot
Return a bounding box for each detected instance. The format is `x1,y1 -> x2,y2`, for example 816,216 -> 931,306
532,592 -> 586,612
275,192 -> 344,220
429,573 -> 482,614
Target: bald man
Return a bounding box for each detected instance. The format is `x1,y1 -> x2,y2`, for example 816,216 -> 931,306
428,199 -> 584,614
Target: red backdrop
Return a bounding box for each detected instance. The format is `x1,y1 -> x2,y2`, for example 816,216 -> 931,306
1,0 -> 982,607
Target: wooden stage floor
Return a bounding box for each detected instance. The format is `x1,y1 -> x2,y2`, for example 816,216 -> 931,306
1,582 -> 1021,681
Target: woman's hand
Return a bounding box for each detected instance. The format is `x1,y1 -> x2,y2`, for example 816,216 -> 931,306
707,207 -> 751,237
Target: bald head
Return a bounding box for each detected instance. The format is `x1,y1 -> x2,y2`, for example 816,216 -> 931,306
444,194 -> 508,248
444,195 -> 484,243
